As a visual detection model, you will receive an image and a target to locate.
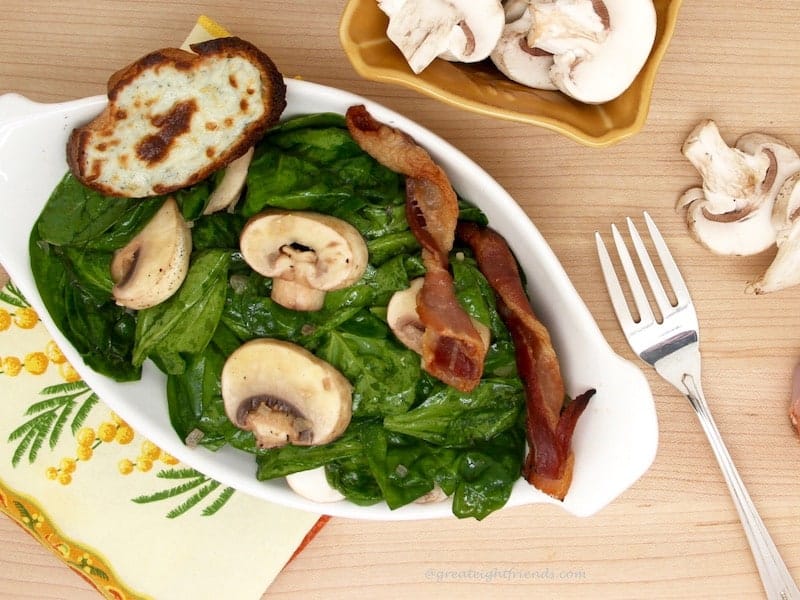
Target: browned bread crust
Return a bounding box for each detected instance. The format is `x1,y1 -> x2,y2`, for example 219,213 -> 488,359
67,37 -> 286,197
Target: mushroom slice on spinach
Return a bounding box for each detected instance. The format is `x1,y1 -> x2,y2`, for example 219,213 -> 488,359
221,338 -> 353,449
285,467 -> 346,503
203,147 -> 254,215
110,196 -> 191,310
239,210 -> 368,311
386,277 -> 490,355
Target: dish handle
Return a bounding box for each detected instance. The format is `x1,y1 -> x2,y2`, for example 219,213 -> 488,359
0,93 -> 106,128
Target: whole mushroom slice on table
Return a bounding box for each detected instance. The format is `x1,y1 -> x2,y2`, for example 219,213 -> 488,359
747,172 -> 800,294
110,196 -> 192,310
526,0 -> 657,104
221,338 -> 353,449
378,0 -> 505,74
239,210 -> 369,311
678,119 -> 800,256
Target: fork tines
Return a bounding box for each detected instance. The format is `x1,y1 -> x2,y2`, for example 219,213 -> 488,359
595,212 -> 691,328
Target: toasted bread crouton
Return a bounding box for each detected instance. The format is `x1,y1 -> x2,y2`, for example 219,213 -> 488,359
67,37 -> 286,198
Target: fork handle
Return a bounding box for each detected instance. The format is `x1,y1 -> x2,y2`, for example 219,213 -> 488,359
683,373 -> 800,600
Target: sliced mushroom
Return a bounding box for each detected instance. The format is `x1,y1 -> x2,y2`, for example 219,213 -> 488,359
747,172 -> 800,294
502,0 -> 529,23
490,7 -> 557,90
387,277 -> 491,354
239,210 -> 369,311
379,0 -> 505,74
527,0 -> 656,104
202,147 -> 254,215
678,120 -> 800,256
221,338 -> 353,449
110,196 -> 191,309
528,0 -> 610,55
386,278 -> 427,353
285,467 -> 346,503
414,484 -> 449,504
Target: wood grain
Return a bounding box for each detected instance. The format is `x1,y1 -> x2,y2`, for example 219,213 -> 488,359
2,1 -> 800,598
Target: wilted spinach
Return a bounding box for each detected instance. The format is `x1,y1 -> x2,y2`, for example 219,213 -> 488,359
29,113 -> 526,519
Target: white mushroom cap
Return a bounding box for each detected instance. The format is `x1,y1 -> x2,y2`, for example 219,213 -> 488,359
379,0 -> 505,74
528,0 -> 656,104
221,338 -> 353,449
678,120 -> 800,256
239,210 -> 369,311
285,467 -> 346,503
490,7 -> 558,90
111,196 -> 191,309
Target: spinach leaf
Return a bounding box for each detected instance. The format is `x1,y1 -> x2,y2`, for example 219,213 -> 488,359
317,319 -> 421,418
367,231 -> 420,267
166,319 -> 256,451
166,336 -> 236,450
60,247 -> 114,297
325,454 -> 384,506
242,118 -> 403,217
255,419 -> 370,480
35,173 -> 170,252
36,173 -> 134,247
452,427 -> 526,520
221,273 -> 364,347
360,424 -> 433,509
81,197 -> 165,252
383,379 -> 524,446
175,179 -> 213,221
133,249 -> 230,374
456,199 -> 490,226
29,229 -> 140,381
191,213 -> 248,250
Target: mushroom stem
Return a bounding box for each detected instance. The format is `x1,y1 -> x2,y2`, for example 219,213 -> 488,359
271,279 -> 327,312
239,210 -> 368,312
682,119 -> 771,216
243,401 -> 313,449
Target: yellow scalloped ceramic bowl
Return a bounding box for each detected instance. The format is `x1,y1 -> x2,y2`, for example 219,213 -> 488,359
339,0 -> 682,147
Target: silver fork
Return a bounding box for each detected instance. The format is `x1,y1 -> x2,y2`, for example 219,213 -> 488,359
596,212 -> 800,600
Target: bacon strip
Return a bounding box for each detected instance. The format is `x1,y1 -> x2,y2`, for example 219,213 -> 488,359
346,105 -> 486,392
457,221 -> 595,499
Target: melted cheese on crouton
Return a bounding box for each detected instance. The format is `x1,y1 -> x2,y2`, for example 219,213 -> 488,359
95,57 -> 264,196
67,37 -> 286,198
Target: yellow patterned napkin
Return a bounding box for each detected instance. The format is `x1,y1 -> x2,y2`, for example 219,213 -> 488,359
0,16 -> 324,600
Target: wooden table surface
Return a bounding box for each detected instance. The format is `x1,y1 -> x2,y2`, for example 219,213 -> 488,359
3,1 -> 800,598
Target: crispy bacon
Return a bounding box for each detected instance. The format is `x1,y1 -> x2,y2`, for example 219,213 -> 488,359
457,221 -> 595,500
346,105 -> 485,391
